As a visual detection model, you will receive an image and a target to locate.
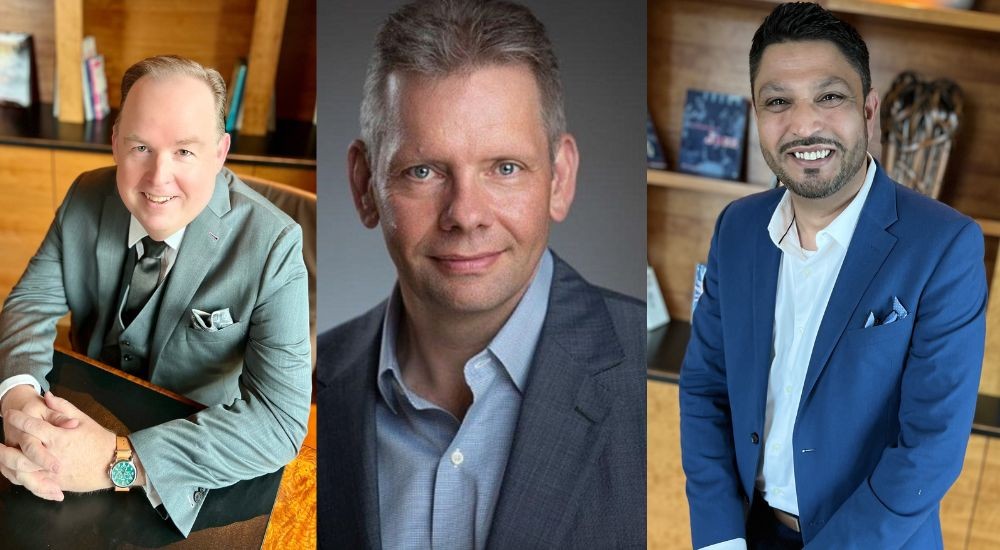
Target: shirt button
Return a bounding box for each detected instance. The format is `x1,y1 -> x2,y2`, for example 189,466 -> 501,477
773,443 -> 782,452
785,385 -> 793,394
797,327 -> 805,335
451,449 -> 464,466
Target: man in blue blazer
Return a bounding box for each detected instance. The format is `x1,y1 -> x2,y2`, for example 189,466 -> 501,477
680,3 -> 987,549
316,1 -> 645,548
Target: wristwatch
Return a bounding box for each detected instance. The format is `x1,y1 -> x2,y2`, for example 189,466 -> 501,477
109,436 -> 137,491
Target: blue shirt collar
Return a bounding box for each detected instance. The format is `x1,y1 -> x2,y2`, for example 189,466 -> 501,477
377,249 -> 555,413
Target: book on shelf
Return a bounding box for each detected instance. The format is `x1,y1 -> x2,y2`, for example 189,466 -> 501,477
87,55 -> 110,120
678,89 -> 749,182
647,265 -> 670,331
0,32 -> 38,108
226,59 -> 248,132
647,114 -> 668,170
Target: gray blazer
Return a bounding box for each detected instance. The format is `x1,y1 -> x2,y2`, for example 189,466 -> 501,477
0,167 -> 312,536
316,254 -> 646,548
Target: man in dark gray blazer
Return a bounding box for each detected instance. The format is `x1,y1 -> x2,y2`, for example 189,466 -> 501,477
0,56 -> 311,536
316,1 -> 645,548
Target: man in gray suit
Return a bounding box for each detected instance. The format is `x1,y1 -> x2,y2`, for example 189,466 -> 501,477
316,1 -> 645,548
0,56 -> 311,536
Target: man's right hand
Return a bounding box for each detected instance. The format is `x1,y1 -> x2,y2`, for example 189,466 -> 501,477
0,385 -> 79,500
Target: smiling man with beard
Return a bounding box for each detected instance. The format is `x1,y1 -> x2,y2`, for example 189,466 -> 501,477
679,3 -> 987,549
316,1 -> 645,548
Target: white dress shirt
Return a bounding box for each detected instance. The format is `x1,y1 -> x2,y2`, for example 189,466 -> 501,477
702,156 -> 877,550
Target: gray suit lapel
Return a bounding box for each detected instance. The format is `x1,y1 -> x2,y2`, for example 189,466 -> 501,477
800,168 -> 898,403
149,172 -> 232,369
487,257 -> 625,547
317,304 -> 383,549
91,192 -> 131,358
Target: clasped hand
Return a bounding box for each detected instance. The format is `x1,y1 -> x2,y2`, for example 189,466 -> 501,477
0,386 -> 117,499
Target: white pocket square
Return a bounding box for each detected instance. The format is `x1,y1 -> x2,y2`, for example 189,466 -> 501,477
191,308 -> 235,332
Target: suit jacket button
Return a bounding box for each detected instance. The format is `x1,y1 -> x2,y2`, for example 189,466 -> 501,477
751,432 -> 760,444
123,354 -> 134,362
121,340 -> 130,347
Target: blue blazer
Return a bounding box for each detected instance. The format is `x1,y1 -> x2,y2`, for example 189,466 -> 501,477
316,254 -> 646,548
679,164 -> 987,549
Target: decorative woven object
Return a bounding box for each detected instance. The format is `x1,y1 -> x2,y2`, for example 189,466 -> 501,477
880,71 -> 963,199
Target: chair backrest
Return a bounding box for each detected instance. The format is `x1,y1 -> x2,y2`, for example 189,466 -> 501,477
239,174 -> 317,368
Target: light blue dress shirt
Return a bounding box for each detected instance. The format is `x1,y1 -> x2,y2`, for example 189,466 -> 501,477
376,250 -> 554,550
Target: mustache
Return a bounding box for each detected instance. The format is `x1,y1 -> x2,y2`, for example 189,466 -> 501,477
779,137 -> 844,154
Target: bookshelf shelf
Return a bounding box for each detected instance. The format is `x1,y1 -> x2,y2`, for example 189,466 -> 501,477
646,169 -> 770,199
731,0 -> 1000,34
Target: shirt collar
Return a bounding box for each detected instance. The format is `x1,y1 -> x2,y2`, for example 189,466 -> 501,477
767,153 -> 877,256
127,215 -> 186,251
376,249 -> 555,414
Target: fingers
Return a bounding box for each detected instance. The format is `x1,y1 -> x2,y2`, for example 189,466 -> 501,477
0,458 -> 64,501
4,411 -> 62,474
43,392 -> 83,418
0,444 -> 45,474
5,410 -> 59,445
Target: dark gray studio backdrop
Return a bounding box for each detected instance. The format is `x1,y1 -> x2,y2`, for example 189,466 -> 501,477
316,1 -> 647,331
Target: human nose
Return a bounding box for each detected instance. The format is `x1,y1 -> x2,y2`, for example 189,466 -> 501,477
787,101 -> 824,139
148,154 -> 174,186
439,171 -> 494,232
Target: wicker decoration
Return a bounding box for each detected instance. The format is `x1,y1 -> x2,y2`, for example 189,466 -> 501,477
880,71 -> 963,199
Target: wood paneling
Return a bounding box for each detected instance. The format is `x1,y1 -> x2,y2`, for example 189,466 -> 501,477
252,164 -> 316,193
54,0 -> 83,122
276,0 -> 317,123
262,445 -> 316,549
242,0 -> 289,136
82,0 -> 257,110
648,382 -> 691,549
0,146 -> 53,303
942,435 -> 988,549
984,232 -> 1000,397
969,438 -> 1000,549
52,150 -> 113,206
0,0 -> 56,105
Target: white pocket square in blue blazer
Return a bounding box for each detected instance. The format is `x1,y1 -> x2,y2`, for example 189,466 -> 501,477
864,296 -> 908,329
190,308 -> 235,331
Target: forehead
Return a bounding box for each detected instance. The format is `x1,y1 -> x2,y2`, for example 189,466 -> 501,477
385,64 -> 546,151
755,40 -> 862,94
119,74 -> 217,135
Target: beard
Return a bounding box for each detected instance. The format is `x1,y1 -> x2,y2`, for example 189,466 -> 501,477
762,135 -> 868,199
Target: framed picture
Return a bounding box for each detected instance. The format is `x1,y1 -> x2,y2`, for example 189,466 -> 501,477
0,32 -> 37,108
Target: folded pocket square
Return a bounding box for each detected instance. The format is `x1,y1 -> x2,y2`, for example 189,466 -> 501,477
864,296 -> 908,329
191,308 -> 235,332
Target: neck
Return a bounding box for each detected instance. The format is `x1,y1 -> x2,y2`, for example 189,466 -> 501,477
789,158 -> 869,250
395,286 -> 526,420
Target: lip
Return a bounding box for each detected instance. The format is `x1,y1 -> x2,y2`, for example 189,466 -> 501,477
785,147 -> 836,168
431,251 -> 503,274
141,191 -> 177,207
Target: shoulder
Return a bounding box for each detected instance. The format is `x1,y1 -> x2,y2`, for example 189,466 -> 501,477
61,166 -> 119,205
316,301 -> 386,388
220,169 -> 303,240
891,179 -> 977,239
715,186 -> 784,235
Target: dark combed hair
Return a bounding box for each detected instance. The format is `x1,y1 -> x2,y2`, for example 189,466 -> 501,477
749,2 -> 871,98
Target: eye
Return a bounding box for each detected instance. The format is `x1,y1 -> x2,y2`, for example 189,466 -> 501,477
178,149 -> 194,157
819,93 -> 845,106
405,165 -> 434,180
765,98 -> 787,107
133,145 -> 148,153
497,162 -> 521,176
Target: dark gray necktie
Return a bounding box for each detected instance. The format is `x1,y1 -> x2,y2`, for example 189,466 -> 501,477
122,236 -> 168,327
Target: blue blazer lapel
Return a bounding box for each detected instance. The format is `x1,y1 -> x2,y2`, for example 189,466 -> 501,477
800,167 -> 898,402
91,191 -> 131,358
752,195 -> 783,420
317,304 -> 383,549
149,173 -> 232,369
487,256 -> 625,547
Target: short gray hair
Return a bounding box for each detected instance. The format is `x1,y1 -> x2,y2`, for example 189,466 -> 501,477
116,55 -> 228,137
361,0 -> 565,182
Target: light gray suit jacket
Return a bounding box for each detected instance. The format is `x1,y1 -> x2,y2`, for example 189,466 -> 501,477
0,166 -> 312,536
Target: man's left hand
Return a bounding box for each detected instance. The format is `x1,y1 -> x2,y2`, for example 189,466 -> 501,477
4,392 -> 121,493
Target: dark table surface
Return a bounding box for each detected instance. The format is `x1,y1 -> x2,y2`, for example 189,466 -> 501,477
647,321 -> 1000,438
0,349 -> 283,549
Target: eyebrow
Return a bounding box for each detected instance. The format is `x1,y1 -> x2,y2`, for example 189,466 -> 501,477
123,134 -> 202,147
758,76 -> 852,96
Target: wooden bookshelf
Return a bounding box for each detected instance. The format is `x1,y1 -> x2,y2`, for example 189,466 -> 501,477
647,169 -> 770,198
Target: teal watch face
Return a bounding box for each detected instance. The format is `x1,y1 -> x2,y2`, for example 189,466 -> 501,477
110,460 -> 137,488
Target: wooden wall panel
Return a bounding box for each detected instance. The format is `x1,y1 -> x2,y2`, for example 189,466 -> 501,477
648,382 -> 691,549
275,0 -> 317,123
252,164 -> 316,193
0,146 -> 54,303
83,0 -> 257,110
969,438 -> 1000,549
52,150 -> 113,207
648,186 -> 735,322
0,0 -> 57,104
942,434 -> 988,549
